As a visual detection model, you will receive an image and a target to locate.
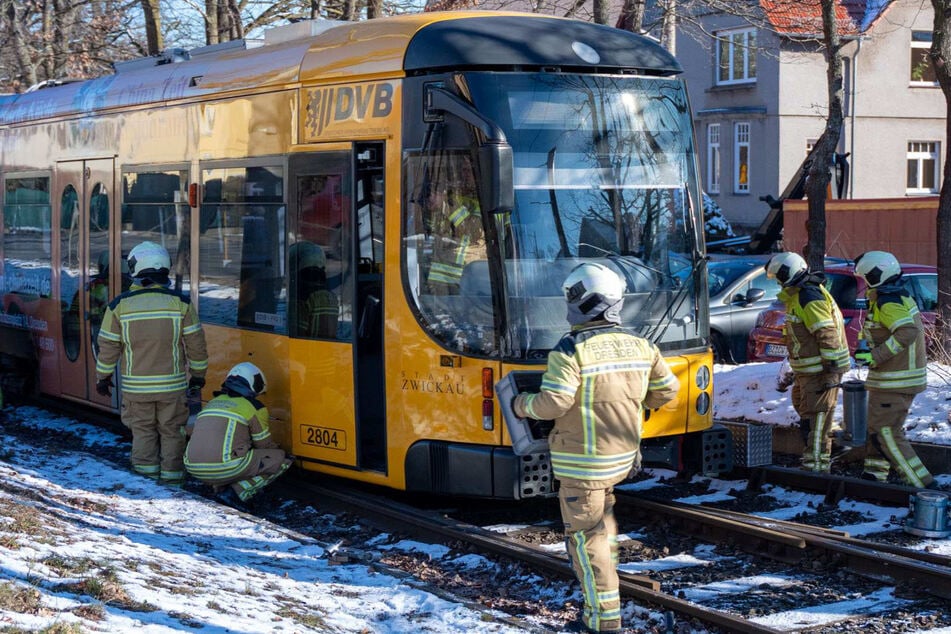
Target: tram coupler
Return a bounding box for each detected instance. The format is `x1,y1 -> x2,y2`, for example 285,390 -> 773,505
904,490 -> 951,538
835,379 -> 867,447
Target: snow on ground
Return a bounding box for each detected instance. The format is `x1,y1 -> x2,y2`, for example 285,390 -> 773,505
1,361 -> 951,633
714,362 -> 951,446
0,407 -> 539,634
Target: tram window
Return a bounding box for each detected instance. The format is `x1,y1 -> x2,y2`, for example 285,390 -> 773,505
121,170 -> 190,293
403,153 -> 494,356
198,165 -> 286,333
2,176 -> 53,299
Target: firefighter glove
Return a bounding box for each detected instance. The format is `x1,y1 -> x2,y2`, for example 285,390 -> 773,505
854,350 -> 873,367
95,377 -> 113,397
188,376 -> 206,391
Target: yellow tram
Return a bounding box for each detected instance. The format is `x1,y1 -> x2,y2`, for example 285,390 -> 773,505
0,12 -> 725,499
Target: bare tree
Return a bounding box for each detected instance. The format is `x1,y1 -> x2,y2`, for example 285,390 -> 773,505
929,0 -> 951,356
141,0 -> 164,54
802,0 -> 844,271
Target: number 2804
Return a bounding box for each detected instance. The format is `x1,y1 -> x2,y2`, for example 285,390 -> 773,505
302,425 -> 347,451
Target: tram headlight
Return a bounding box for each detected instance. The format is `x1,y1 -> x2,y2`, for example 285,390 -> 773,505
695,391 -> 711,416
695,365 -> 711,390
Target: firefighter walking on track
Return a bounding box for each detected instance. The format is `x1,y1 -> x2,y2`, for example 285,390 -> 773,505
766,252 -> 850,473
853,251 -> 936,488
512,263 -> 679,634
96,241 -> 208,485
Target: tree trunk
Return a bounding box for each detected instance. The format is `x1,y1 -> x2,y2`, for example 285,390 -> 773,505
205,0 -> 219,44
616,0 -> 645,33
802,0 -> 844,272
140,0 -> 163,55
593,0 -> 608,25
930,0 -> 951,357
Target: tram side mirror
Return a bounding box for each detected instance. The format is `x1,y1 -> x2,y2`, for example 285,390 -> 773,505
478,143 -> 514,215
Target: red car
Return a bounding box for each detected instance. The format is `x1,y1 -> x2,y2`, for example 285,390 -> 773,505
746,262 -> 938,362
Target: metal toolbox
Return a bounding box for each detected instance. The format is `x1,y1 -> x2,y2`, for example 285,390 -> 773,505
495,372 -> 553,456
719,420 -> 773,467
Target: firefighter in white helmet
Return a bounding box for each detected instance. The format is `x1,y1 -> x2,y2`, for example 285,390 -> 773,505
185,362 -> 294,506
96,241 -> 208,486
853,251 -> 935,488
765,252 -> 850,472
512,262 -> 679,634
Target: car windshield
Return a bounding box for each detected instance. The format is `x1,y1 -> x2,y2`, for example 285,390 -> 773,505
706,260 -> 759,297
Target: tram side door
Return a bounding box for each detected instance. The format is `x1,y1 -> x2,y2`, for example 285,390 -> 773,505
287,144 -> 387,472
56,159 -> 116,407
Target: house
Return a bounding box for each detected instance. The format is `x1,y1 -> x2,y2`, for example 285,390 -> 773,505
675,0 -> 946,232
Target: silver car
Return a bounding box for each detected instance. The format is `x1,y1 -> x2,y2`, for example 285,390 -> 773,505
706,256 -> 780,363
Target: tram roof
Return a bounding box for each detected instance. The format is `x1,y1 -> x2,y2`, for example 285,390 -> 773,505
0,11 -> 681,127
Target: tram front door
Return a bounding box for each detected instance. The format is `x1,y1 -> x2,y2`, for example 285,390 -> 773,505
56,159 -> 116,408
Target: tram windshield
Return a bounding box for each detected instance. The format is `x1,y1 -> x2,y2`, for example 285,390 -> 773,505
403,73 -> 707,361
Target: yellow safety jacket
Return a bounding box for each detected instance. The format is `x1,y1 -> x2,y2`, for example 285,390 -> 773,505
778,280 -> 850,375
184,393 -> 277,480
96,283 -> 208,400
513,321 -> 679,488
428,202 -> 483,288
863,285 -> 927,393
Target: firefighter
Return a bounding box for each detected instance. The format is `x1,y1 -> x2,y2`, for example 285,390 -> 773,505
425,184 -> 484,294
853,251 -> 936,488
766,252 -> 850,472
289,241 -> 338,339
512,263 -> 679,634
184,362 -> 293,505
96,242 -> 208,486
96,241 -> 208,485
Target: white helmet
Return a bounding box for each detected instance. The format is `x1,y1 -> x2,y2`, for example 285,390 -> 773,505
764,252 -> 807,286
563,262 -> 625,325
290,241 -> 326,270
224,362 -> 267,398
854,250 -> 901,288
128,241 -> 171,278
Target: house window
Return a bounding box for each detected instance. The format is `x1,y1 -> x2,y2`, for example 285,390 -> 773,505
734,122 -> 750,194
707,123 -> 720,194
716,28 -> 756,85
911,31 -> 937,85
906,141 -> 939,194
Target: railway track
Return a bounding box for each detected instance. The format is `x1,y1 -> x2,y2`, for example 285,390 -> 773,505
10,397 -> 951,632
276,472 -> 951,633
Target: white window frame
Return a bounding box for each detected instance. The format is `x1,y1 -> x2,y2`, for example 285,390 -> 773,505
706,123 -> 721,194
910,31 -> 938,86
715,27 -> 757,86
906,141 -> 940,195
734,122 -> 750,194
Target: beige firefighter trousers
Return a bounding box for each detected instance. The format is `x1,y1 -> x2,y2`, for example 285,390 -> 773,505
559,483 -> 622,633
121,394 -> 188,483
792,372 -> 842,472
864,390 -> 933,487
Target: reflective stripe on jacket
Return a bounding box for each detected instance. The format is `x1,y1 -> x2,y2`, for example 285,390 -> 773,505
864,285 -> 927,393
96,284 -> 208,400
513,321 -> 679,488
778,282 -> 849,375
184,393 -> 277,479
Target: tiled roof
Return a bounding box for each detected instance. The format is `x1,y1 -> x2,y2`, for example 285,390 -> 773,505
760,0 -> 892,36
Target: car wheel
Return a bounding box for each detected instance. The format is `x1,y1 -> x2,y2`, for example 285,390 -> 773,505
711,331 -> 733,364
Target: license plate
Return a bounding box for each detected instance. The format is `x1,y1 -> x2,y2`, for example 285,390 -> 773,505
765,343 -> 787,358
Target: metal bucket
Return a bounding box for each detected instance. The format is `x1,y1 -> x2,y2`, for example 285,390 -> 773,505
840,380 -> 867,446
904,491 -> 951,538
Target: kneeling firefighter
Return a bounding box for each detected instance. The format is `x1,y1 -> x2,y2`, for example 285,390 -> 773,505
185,362 -> 293,503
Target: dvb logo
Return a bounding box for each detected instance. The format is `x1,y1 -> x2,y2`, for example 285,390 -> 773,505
306,82 -> 394,137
